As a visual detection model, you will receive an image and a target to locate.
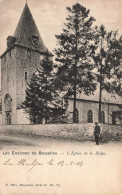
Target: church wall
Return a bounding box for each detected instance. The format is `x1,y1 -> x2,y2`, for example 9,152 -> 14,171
81,101 -> 99,123
67,99 -> 99,123
108,104 -> 121,124
67,99 -> 121,124
67,99 -> 81,123
1,45 -> 43,125
1,48 -> 17,124
15,46 -> 41,108
17,108 -> 30,124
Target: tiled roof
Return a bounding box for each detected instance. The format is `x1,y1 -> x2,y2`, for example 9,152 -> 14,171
77,88 -> 122,105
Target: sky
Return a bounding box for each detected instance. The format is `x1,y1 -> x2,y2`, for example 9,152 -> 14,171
0,0 -> 121,92
0,0 -> 121,55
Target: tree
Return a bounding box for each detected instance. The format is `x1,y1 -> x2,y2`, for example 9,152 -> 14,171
23,51 -> 67,124
90,25 -> 121,122
22,72 -> 43,124
54,3 -> 96,123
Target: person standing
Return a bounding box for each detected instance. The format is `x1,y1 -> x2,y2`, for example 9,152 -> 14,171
94,122 -> 101,145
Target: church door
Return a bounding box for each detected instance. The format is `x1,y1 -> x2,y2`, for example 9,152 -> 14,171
5,113 -> 11,125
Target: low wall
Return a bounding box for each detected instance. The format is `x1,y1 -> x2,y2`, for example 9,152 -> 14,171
0,123 -> 121,141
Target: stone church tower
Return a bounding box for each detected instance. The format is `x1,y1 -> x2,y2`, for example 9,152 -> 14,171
1,3 -> 49,124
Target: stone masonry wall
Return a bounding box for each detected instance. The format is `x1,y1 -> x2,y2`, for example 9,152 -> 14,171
0,123 -> 121,141
16,46 -> 41,108
1,45 -> 43,124
1,48 -> 17,124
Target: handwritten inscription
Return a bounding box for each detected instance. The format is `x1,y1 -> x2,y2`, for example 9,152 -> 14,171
2,150 -> 106,172
3,158 -> 83,171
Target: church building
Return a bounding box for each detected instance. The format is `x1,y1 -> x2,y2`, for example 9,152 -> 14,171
1,3 -> 50,124
0,3 -> 121,125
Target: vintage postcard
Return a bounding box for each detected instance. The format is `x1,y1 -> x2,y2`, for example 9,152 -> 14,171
0,0 -> 122,194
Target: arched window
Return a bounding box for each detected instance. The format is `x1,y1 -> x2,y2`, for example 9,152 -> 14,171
4,94 -> 12,112
5,113 -> 11,125
87,110 -> 93,123
73,108 -> 79,123
100,111 -> 105,123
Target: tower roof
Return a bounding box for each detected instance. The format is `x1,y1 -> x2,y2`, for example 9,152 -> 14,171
13,3 -> 47,52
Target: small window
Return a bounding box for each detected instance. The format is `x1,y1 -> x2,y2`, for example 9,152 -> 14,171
25,72 -> 27,80
32,35 -> 39,48
87,110 -> 93,123
10,50 -> 11,56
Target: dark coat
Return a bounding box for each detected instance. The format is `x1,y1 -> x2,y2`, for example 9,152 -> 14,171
94,125 -> 100,136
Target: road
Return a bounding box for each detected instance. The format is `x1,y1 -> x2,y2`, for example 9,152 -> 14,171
0,132 -> 122,150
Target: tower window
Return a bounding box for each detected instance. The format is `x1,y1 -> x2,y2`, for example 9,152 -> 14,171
25,72 -> 27,80
10,50 -> 11,56
87,110 -> 93,123
32,35 -> 39,48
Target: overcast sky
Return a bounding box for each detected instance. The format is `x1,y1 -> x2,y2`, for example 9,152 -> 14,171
0,0 -> 121,54
0,0 -> 121,89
